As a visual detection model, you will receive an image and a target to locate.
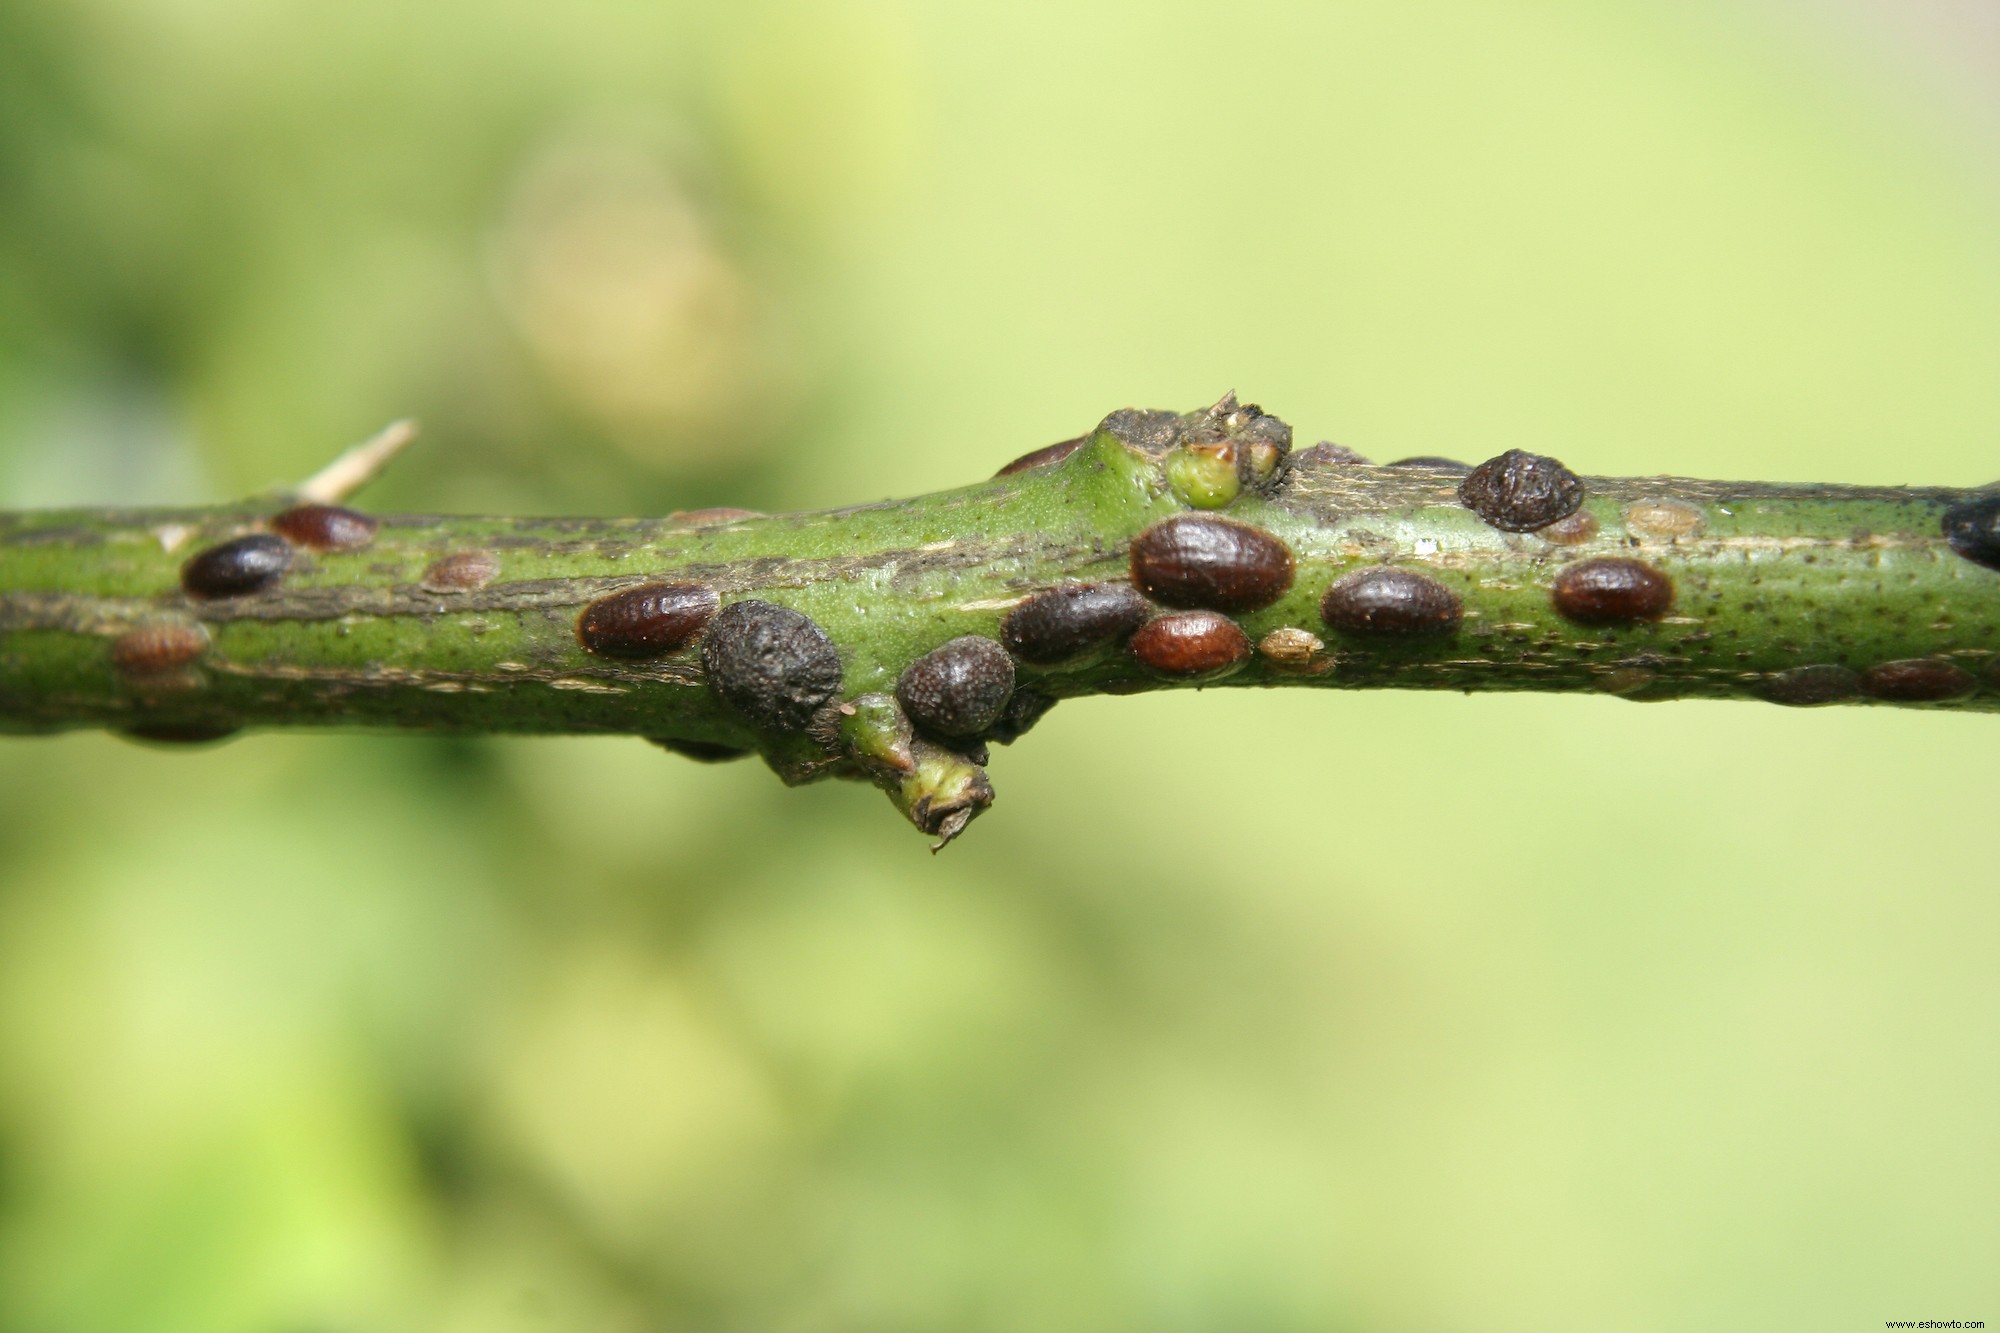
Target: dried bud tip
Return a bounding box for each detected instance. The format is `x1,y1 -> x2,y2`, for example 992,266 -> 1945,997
885,738 -> 995,851
1167,440 -> 1243,509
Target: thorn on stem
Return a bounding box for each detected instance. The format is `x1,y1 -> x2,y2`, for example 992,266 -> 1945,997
295,419 -> 420,504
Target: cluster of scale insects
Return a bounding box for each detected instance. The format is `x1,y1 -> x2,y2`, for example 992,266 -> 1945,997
117,417 -> 2000,775
554,443 -> 1723,776
545,432 -> 2000,773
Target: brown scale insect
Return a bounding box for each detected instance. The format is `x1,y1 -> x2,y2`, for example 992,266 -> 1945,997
1550,557 -> 1673,625
1129,514 -> 1294,613
1859,658 -> 1975,702
1291,442 -> 1371,467
987,689 -> 1056,744
1760,664 -> 1861,707
1319,567 -> 1463,636
1458,449 -> 1584,531
420,550 -> 500,593
1595,666 -> 1656,696
896,635 -> 1016,738
180,534 -> 293,599
1386,455 -> 1471,472
1130,611 -> 1252,677
1257,626 -> 1326,671
1941,494 -> 2000,573
110,624 -> 209,676
995,435 -> 1087,477
1001,583 -> 1150,664
700,599 -> 844,733
648,738 -> 751,763
270,503 -> 378,551
577,583 -> 719,659
1623,499 -> 1705,542
1097,408 -> 1184,452
1535,510 -> 1599,546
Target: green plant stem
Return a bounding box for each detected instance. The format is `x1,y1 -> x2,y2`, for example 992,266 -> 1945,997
3,400 -> 1996,844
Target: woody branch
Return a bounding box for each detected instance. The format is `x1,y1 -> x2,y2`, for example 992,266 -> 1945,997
3,396 -> 1997,847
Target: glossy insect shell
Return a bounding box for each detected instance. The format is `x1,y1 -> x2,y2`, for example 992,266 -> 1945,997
1129,515 -> 1294,613
577,583 -> 720,659
1319,567 -> 1463,636
270,504 -> 378,551
1550,558 -> 1674,624
1001,583 -> 1151,664
995,435 -> 1086,477
1858,659 -> 1975,702
1129,611 -> 1252,677
1942,494 -> 2000,572
180,534 -> 293,599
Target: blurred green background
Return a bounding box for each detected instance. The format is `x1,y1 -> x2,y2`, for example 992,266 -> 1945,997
2,1 -> 1998,1329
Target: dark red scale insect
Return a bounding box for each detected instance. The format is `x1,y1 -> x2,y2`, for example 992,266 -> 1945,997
577,584 -> 720,659
1130,611 -> 1252,677
270,504 -> 378,551
1129,514 -> 1294,613
995,435 -> 1086,477
1319,568 -> 1462,637
1858,659 -> 1975,702
1550,558 -> 1673,624
1001,583 -> 1150,664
